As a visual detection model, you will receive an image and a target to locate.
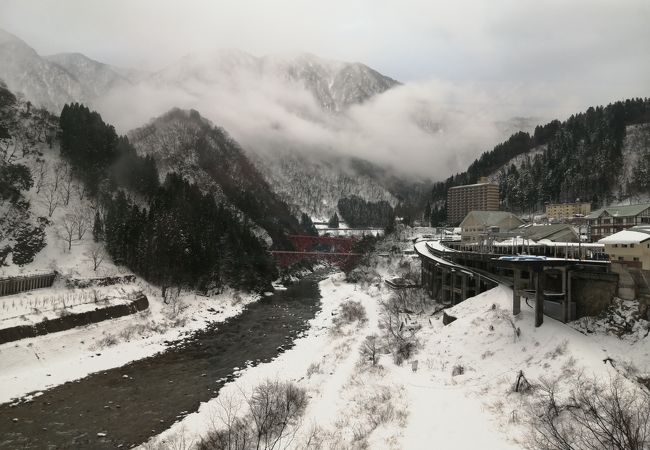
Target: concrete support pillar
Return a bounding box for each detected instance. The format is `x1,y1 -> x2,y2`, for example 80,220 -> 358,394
535,270 -> 545,327
450,270 -> 456,305
561,267 -> 568,323
461,274 -> 468,301
513,269 -> 521,316
566,271 -> 573,321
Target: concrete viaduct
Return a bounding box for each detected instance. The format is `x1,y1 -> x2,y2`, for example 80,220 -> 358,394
416,241 -> 617,327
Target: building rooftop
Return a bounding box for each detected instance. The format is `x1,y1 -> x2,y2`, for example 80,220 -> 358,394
461,210 -> 521,227
586,203 -> 650,219
599,226 -> 650,244
516,224 -> 577,241
449,182 -> 497,190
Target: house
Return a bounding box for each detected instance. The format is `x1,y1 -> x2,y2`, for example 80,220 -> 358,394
460,211 -> 523,243
586,203 -> 650,241
599,226 -> 650,270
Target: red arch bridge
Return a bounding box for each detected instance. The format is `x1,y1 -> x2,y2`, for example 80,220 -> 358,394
270,235 -> 362,269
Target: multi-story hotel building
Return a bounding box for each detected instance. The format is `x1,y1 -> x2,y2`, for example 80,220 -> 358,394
545,202 -> 591,221
447,177 -> 500,226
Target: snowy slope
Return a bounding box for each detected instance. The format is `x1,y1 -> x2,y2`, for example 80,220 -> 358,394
249,148 -> 397,220
0,29 -> 137,113
142,241 -> 650,450
45,52 -> 132,98
487,123 -> 650,203
0,27 -> 400,118
260,53 -> 400,112
0,29 -> 87,111
0,87 -> 266,405
128,108 -> 301,244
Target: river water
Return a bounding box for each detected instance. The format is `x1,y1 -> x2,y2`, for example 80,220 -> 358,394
0,272 -> 326,449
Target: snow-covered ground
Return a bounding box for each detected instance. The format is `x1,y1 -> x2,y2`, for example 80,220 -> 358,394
0,282 -> 259,405
141,230 -> 650,450
0,284 -> 139,327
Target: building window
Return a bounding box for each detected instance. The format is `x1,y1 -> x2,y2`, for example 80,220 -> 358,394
622,244 -> 628,248
642,217 -> 650,224
630,244 -> 635,248
619,257 -> 624,261
634,257 -> 640,262
613,244 -> 618,248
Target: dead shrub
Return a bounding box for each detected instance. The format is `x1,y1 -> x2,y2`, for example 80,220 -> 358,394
198,379 -> 308,450
380,296 -> 419,365
306,362 -> 322,377
336,300 -> 367,325
359,334 -> 381,367
96,334 -> 118,348
525,374 -> 650,450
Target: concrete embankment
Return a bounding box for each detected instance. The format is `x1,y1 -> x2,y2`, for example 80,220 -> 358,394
0,293 -> 148,345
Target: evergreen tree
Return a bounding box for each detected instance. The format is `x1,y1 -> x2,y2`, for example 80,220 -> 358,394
337,196 -> 394,228
300,213 -> 318,236
92,211 -> 104,242
328,212 -> 339,228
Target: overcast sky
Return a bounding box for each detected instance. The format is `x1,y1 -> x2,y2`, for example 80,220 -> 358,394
1,0 -> 648,89
1,0 -> 648,177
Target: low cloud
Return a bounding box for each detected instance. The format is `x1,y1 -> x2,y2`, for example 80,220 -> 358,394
96,66 -> 575,180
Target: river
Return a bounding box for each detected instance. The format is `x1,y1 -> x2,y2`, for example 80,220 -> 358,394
0,271 -> 327,449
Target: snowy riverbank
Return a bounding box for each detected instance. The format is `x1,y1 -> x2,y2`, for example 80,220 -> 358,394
0,282 -> 259,405
141,263 -> 650,449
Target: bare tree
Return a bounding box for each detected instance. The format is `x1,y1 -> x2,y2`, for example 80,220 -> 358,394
86,243 -> 107,271
197,380 -> 308,450
380,295 -> 420,365
59,162 -> 74,206
40,181 -> 61,217
76,182 -> 87,202
51,161 -> 65,194
360,334 -> 381,366
72,206 -> 91,240
527,375 -> 650,450
31,160 -> 48,194
59,213 -> 76,251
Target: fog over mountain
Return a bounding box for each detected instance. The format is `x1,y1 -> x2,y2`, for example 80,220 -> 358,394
94,51 -> 542,180
0,0 -> 647,178
0,27 -> 541,179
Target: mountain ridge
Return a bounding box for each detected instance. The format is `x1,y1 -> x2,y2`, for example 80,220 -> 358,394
0,28 -> 400,115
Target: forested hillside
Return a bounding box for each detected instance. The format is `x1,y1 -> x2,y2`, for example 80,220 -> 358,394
0,87 -> 280,292
58,104 -> 280,290
127,109 -> 301,248
248,148 -> 398,220
0,81 -> 57,267
428,98 -> 650,224
337,196 -> 395,228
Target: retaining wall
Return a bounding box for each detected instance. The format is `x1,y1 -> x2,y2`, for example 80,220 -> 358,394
0,293 -> 148,345
0,273 -> 57,297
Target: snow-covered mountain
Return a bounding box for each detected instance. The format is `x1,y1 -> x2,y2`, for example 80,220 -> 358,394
0,29 -> 133,112
0,28 -> 399,116
249,148 -> 398,220
152,50 -> 399,113
0,29 -> 87,111
45,52 -> 132,98
259,53 -> 399,112
128,108 -> 301,246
